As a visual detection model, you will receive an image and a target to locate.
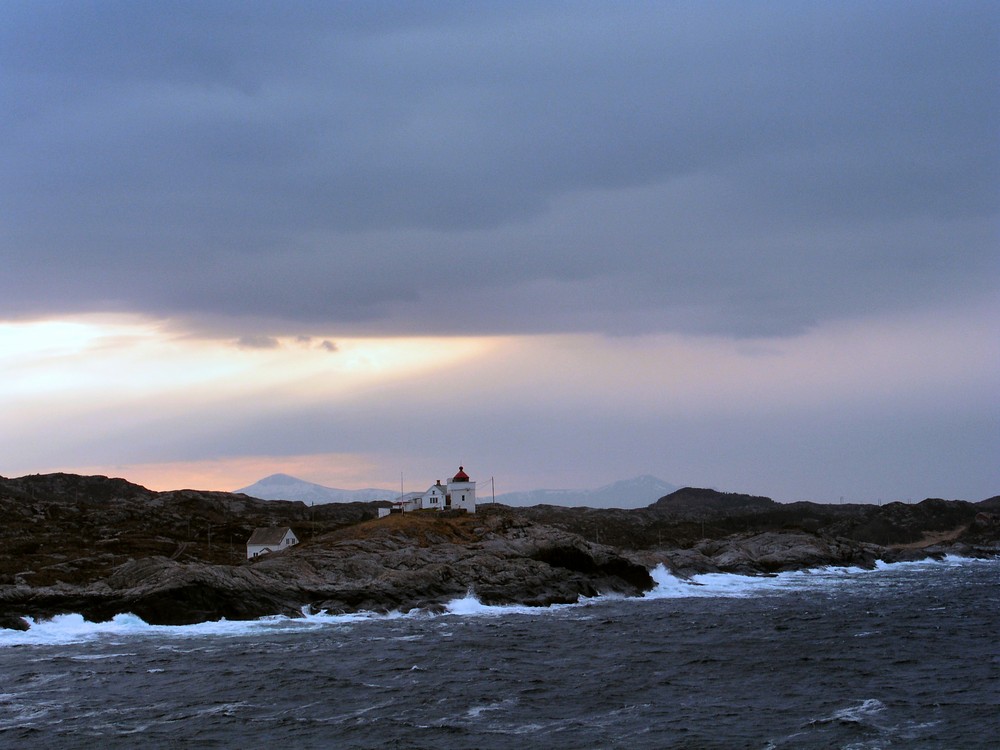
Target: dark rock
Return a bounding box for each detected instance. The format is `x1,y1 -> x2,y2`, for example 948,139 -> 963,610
637,532 -> 881,577
0,613 -> 29,631
1,508 -> 653,626
649,487 -> 778,517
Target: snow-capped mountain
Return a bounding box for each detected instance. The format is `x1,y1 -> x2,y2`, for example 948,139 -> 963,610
235,474 -> 395,505
496,475 -> 680,509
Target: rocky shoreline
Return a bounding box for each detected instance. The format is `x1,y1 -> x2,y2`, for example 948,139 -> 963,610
2,474 -> 997,631
1,512 -> 656,630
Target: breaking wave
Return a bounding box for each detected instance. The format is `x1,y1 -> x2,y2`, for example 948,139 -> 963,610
644,554 -> 981,600
1,555 -> 990,647
0,608 -> 396,647
0,595 -> 577,647
442,591 -> 574,617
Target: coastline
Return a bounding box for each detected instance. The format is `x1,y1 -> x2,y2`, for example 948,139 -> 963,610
4,553 -> 997,640
2,474 -> 997,632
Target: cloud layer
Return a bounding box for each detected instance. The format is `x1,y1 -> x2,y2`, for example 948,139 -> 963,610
2,3 -> 997,501
3,2 -> 996,337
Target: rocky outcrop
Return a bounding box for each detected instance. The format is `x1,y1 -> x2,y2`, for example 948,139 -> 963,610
0,472 -> 379,589
2,474 -> 996,630
640,532 -> 881,577
510,488 -> 999,552
0,512 -> 654,627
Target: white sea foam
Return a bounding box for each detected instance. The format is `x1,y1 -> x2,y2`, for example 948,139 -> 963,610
0,593 -> 572,646
443,591 -> 564,617
811,697 -> 887,726
644,554 -> 990,600
875,553 -> 971,571
0,608 -> 386,648
465,698 -> 517,718
2,556 -> 992,646
643,564 -> 845,599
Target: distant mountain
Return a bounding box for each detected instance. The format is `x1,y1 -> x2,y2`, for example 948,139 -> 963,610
497,475 -> 680,509
235,474 -> 395,505
236,473 -> 679,509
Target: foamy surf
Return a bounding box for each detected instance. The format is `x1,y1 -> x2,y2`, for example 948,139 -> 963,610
443,590 -> 590,617
0,595 -> 549,647
0,592 -> 590,646
816,697 -> 887,725
643,554 -> 990,600
2,556 -> 991,647
643,563 -> 859,599
0,609 -> 385,647
874,553 -> 971,570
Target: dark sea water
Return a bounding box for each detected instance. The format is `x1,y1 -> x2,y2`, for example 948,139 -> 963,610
2,558 -> 998,749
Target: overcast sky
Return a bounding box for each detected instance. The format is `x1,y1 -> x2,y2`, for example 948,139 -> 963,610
2,1 -> 997,502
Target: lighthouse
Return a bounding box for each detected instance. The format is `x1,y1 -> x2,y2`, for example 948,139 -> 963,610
446,466 -> 476,513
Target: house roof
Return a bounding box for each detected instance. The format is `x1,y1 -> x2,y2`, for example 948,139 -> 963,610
247,526 -> 294,546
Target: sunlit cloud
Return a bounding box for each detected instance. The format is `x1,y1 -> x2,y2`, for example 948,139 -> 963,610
236,334 -> 281,350
0,314 -> 496,478
2,298 -> 996,502
53,453 -> 385,494
0,314 -> 492,406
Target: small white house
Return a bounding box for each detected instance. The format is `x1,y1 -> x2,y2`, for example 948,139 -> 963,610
378,466 -> 477,517
246,526 -> 299,559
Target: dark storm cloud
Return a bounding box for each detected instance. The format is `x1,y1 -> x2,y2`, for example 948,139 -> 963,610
1,1 -> 996,336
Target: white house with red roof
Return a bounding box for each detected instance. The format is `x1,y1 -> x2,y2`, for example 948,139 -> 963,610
378,466 -> 477,517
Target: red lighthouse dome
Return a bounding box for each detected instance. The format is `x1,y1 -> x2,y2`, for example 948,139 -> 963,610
452,466 -> 470,482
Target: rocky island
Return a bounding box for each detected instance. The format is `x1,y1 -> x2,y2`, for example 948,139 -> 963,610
1,473 -> 997,631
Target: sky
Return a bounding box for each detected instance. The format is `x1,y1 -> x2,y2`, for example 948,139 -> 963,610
1,1 -> 997,503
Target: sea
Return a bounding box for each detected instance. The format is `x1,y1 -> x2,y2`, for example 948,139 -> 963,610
1,557 -> 997,749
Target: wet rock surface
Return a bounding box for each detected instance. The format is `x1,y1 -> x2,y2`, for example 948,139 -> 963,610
637,531 -> 883,577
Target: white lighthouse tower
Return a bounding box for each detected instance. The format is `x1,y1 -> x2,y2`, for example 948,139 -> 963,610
446,466 -> 476,513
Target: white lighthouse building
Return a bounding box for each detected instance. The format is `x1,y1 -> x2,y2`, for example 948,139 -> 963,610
378,466 -> 477,517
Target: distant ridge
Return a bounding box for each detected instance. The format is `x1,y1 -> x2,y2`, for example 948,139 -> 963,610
235,474 -> 395,505
650,487 -> 777,511
648,487 -> 778,516
237,473 -> 680,509
497,475 -> 680,509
